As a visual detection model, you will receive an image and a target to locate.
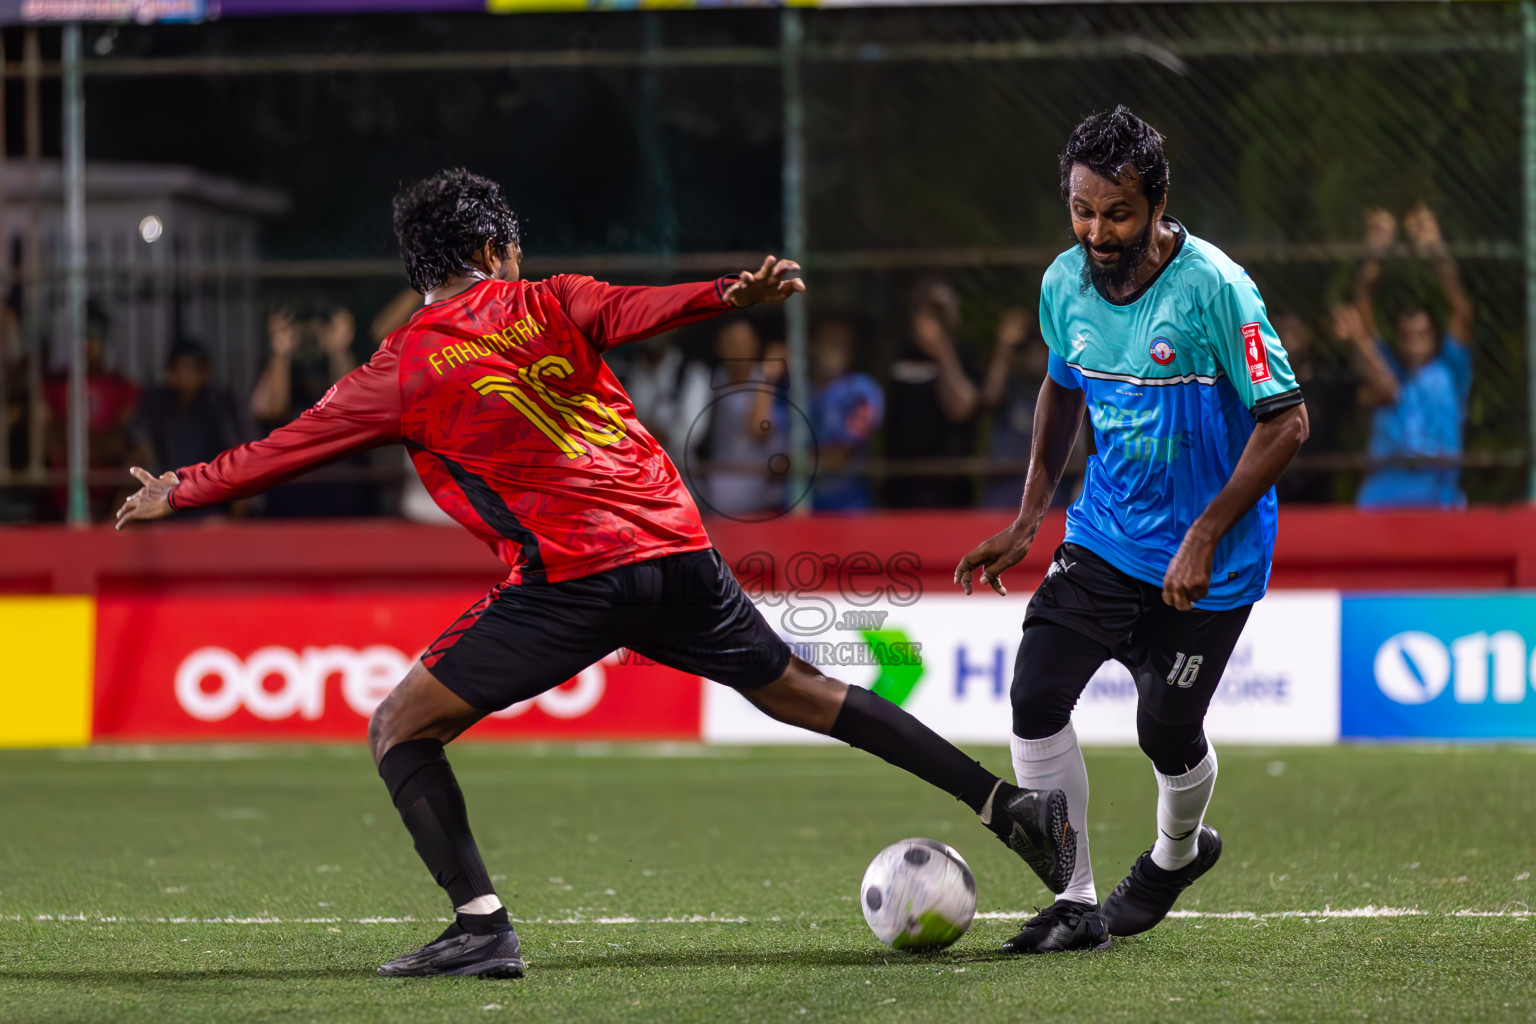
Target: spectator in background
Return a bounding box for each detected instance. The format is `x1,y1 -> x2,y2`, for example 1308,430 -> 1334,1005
2,298 -> 23,470
43,302 -> 139,520
705,318 -> 787,518
885,278 -> 981,507
371,288 -> 424,349
619,333 -> 714,469
1346,204 -> 1473,510
1270,308 -> 1356,503
250,297 -> 358,426
808,317 -> 883,511
0,297 -> 34,521
132,339 -> 250,518
250,297 -> 377,517
979,308 -> 1056,509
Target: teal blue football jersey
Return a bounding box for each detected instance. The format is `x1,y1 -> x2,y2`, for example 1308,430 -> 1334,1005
1039,220 -> 1302,610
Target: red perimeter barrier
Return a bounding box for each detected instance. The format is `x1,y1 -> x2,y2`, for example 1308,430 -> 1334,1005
92,592 -> 702,742
2,507 -> 1534,596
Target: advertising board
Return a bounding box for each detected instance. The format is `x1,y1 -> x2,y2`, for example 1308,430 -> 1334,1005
0,596 -> 94,748
704,592 -> 1340,745
1340,594 -> 1536,740
93,594 -> 702,741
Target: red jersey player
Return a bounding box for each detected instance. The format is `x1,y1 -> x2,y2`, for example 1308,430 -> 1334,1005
116,169 -> 1073,978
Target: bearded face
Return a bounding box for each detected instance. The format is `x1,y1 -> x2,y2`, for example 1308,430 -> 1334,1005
1066,163 -> 1164,297
1078,211 -> 1157,295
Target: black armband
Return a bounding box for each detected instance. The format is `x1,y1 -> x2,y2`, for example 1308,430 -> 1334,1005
1252,387 -> 1304,421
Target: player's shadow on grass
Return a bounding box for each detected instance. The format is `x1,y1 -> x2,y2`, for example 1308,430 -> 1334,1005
2,950 -> 1029,982
0,968 -> 365,982
532,948 -> 1021,971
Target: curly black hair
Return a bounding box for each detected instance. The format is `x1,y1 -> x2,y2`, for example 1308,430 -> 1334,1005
392,169 -> 521,294
1059,105 -> 1170,209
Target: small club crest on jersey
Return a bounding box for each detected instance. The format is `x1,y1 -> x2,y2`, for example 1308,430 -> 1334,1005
1149,337 -> 1176,365
1242,322 -> 1272,383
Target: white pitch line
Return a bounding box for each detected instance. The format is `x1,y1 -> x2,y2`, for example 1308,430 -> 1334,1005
983,906 -> 1533,921
2,907 -> 1531,925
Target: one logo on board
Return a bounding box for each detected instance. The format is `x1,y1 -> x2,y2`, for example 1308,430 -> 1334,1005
1149,337 -> 1176,365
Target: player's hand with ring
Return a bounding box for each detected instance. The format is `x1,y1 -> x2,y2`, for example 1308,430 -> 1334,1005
115,466 -> 180,531
954,522 -> 1036,597
1161,528 -> 1215,611
724,255 -> 805,308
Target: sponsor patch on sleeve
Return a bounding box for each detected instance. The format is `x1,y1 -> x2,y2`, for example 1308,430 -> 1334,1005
1242,322 -> 1271,384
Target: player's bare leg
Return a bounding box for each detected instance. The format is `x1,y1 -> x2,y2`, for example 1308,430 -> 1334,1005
743,655 -> 1077,894
736,654 -> 847,732
368,662 -> 523,978
369,661 -> 486,762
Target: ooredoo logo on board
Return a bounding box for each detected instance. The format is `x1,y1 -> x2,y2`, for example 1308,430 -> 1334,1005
174,644 -> 611,723
175,644 -> 409,722
94,595 -> 702,740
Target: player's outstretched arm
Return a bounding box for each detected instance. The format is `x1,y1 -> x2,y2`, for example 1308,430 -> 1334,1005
115,467 -> 179,530
116,348 -> 402,528
722,255 -> 805,308
551,256 -> 803,352
954,376 -> 1086,596
1162,402 -> 1309,610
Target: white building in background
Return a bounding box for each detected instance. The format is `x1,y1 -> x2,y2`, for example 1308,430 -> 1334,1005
0,160 -> 287,399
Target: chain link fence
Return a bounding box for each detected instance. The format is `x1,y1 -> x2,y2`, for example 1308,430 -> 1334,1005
0,2 -> 1527,520
797,1 -> 1525,505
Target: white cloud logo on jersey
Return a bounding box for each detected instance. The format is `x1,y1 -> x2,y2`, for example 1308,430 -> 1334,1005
1149,337 -> 1176,365
1242,323 -> 1272,384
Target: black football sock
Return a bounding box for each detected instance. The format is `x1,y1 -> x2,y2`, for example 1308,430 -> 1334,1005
455,906 -> 511,936
829,684 -> 1000,814
378,738 -> 506,933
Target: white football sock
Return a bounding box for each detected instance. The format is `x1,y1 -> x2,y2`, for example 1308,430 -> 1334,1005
1011,724 -> 1096,907
1150,747 -> 1217,872
456,894 -> 504,916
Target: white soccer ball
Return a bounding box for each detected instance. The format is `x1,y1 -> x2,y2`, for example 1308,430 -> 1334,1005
860,838 -> 976,951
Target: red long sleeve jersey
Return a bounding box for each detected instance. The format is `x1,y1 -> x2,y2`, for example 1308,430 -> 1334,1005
170,275 -> 738,583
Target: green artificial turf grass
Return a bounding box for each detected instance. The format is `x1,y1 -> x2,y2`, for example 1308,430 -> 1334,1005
1,743 -> 1533,1023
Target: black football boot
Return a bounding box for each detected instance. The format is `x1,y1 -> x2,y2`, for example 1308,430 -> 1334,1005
984,783 -> 1077,895
1001,900 -> 1112,954
1101,825 -> 1222,937
377,921 -> 525,978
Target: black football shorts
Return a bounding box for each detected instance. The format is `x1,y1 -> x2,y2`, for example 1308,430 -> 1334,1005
1017,542 -> 1253,727
424,548 -> 791,712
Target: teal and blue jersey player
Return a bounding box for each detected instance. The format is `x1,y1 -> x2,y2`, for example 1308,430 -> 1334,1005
1039,218 -> 1303,609
955,106 -> 1310,956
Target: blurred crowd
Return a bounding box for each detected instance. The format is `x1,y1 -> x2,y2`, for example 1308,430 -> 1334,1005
0,204 -> 1481,523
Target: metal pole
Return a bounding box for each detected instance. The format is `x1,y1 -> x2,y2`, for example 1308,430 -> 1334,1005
780,8 -> 811,515
0,45 -> 8,489
1526,2 -> 1536,499
63,24 -> 88,526
23,28 -> 42,479
638,14 -> 677,255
